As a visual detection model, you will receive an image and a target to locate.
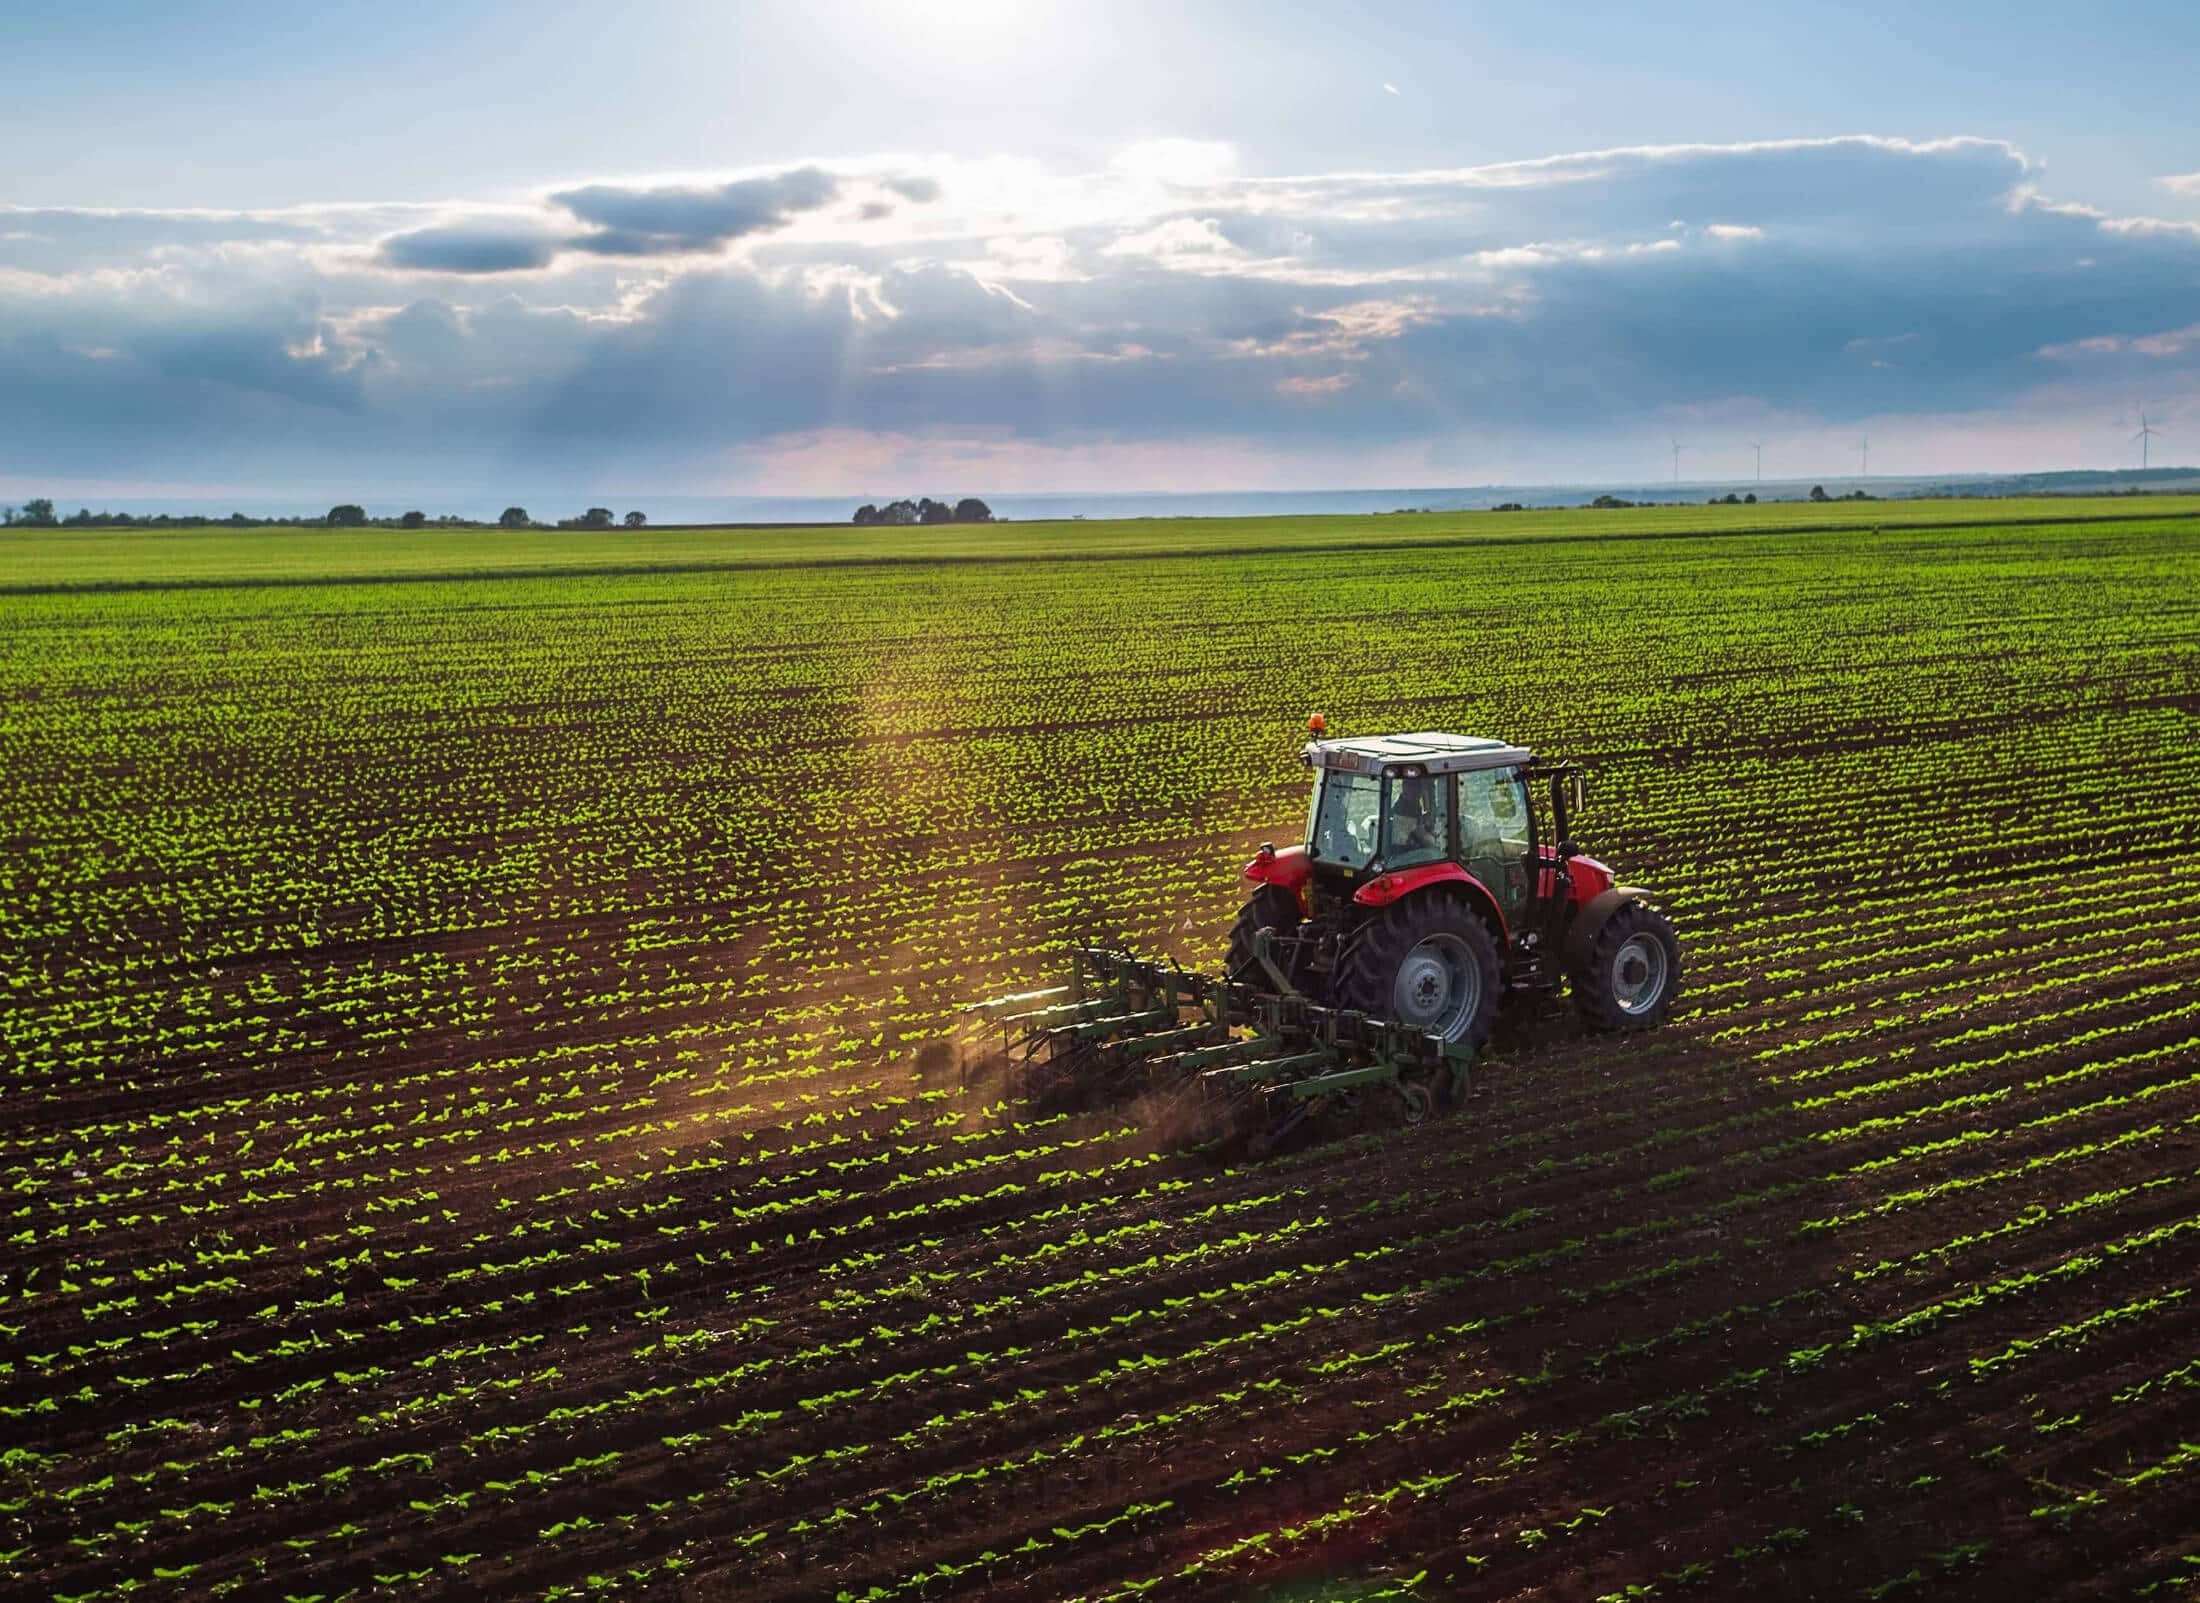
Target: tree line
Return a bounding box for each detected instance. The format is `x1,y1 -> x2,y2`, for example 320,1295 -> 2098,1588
0,499 -> 651,530
851,497 -> 993,526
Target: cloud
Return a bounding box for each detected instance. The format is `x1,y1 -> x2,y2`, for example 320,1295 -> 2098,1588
2159,173 -> 2200,197
553,165 -> 839,257
368,166 -> 846,275
1101,216 -> 1245,267
2134,325 -> 2200,357
7,134 -> 2200,494
0,257 -> 365,482
363,298 -> 468,362
881,174 -> 943,204
2037,322 -> 2200,360
976,234 -> 1084,283
378,221 -> 564,274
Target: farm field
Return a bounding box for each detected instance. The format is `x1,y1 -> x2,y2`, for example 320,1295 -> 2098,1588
4,502 -> 2199,1601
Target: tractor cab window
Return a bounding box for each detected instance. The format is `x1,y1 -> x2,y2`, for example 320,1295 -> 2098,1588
1382,772 -> 1448,869
1307,769 -> 1382,871
1458,765 -> 1534,918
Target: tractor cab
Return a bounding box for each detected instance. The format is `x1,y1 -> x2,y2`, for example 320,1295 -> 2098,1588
1235,725 -> 1676,1049
1305,733 -> 1538,910
1282,731 -> 1607,942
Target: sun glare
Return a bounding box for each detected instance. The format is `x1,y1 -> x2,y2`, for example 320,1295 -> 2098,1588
857,0 -> 1052,66
892,0 -> 1025,23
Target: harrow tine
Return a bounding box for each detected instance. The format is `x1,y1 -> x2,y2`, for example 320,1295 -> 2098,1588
1199,1047 -> 1338,1089
963,984 -> 1071,1013
1158,1033 -> 1285,1073
1103,1021 -> 1230,1062
996,996 -> 1118,1027
1047,1005 -> 1179,1044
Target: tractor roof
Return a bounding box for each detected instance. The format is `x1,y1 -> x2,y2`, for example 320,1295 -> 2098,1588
1302,731 -> 1533,776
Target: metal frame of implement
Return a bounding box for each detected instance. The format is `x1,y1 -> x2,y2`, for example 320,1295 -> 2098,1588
973,941 -> 1473,1142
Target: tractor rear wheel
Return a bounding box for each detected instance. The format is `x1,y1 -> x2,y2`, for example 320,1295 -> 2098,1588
1572,901 -> 1682,1030
1335,893 -> 1501,1049
1225,885 -> 1303,987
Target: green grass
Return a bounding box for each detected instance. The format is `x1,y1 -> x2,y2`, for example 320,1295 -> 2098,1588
6,492 -> 2198,589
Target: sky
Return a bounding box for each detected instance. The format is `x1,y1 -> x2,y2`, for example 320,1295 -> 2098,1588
4,0 -> 2199,506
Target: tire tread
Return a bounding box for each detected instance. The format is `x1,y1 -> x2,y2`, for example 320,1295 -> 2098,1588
1333,891 -> 1502,1048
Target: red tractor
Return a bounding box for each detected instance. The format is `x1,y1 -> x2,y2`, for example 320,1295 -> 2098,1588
973,723 -> 1681,1148
1224,724 -> 1681,1049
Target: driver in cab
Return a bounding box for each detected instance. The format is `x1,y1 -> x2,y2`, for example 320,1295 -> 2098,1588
1386,775 -> 1442,862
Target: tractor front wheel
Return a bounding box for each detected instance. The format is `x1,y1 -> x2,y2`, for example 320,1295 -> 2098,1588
1335,894 -> 1501,1049
1572,901 -> 1682,1030
1225,885 -> 1304,988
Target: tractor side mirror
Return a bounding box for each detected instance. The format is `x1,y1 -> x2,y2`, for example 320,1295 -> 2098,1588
1565,772 -> 1589,815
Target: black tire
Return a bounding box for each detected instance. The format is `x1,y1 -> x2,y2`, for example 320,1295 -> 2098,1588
1333,892 -> 1502,1049
1572,900 -> 1682,1031
1225,885 -> 1303,987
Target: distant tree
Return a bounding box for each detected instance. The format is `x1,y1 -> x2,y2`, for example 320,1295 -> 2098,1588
952,497 -> 994,523
326,504 -> 368,526
228,510 -> 250,525
852,504 -> 880,526
1491,502 -> 1525,512
1743,492 -> 1757,504
623,510 -> 646,528
399,510 -> 427,528
1589,494 -> 1635,510
879,499 -> 919,526
914,497 -> 952,525
20,497 -> 56,526
580,507 -> 615,529
1809,484 -> 1829,502
499,506 -> 532,529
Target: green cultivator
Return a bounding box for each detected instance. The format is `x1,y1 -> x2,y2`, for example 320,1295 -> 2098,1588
973,943 -> 1474,1155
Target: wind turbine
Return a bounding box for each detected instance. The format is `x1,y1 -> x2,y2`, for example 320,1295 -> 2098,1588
2134,412 -> 2162,471
1858,437 -> 1870,479
1671,437 -> 1682,486
1751,440 -> 1764,484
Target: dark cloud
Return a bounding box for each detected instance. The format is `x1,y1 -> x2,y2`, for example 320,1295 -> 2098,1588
369,298 -> 467,363
369,166 -> 848,274
378,222 -> 562,274
552,166 -> 839,257
882,174 -> 943,204
0,270 -> 362,482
